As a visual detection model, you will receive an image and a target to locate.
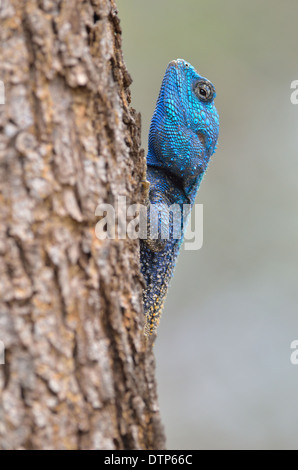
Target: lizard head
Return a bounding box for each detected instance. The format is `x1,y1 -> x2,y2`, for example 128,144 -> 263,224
148,59 -> 219,197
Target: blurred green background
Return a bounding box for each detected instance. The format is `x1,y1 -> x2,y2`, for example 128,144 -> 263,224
117,0 -> 298,450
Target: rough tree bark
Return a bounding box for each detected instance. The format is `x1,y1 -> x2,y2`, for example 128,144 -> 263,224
0,0 -> 165,450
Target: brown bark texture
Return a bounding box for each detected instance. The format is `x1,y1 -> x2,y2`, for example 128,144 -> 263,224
0,0 -> 165,450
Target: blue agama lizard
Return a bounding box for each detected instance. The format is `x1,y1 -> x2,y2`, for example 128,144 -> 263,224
140,59 -> 219,335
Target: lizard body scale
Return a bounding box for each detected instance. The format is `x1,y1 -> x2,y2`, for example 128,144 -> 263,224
140,59 -> 219,335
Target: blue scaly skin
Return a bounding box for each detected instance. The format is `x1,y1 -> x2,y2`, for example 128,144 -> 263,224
140,59 -> 219,335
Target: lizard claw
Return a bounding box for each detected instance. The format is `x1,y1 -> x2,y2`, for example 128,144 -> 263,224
141,180 -> 150,203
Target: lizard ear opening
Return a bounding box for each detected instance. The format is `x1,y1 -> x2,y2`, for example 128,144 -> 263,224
197,132 -> 206,147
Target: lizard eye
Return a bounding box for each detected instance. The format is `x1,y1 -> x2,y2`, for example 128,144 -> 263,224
194,80 -> 215,102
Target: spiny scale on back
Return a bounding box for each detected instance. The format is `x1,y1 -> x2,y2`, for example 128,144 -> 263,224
140,59 -> 219,336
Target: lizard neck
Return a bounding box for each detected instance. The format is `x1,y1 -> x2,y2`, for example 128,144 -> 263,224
147,152 -> 206,206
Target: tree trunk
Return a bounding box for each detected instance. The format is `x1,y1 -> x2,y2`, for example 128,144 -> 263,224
0,0 -> 165,450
